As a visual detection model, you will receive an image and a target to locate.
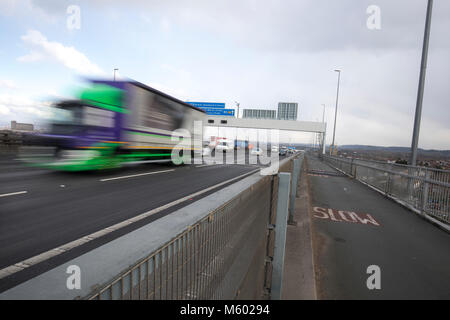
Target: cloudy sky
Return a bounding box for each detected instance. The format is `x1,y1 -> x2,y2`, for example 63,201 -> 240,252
1,0 -> 449,149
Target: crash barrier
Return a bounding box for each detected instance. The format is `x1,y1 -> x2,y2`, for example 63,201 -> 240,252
83,153 -> 305,300
0,152 -> 306,300
323,155 -> 450,227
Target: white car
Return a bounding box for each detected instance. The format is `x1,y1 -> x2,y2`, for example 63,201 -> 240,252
251,148 -> 263,156
271,146 -> 279,153
215,141 -> 233,152
202,147 -> 211,156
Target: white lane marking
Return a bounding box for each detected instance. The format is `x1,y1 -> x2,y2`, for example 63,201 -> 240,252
0,191 -> 28,198
122,159 -> 172,165
0,168 -> 259,279
196,164 -> 218,168
99,169 -> 175,182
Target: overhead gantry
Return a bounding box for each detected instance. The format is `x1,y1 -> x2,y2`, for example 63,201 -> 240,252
202,116 -> 327,154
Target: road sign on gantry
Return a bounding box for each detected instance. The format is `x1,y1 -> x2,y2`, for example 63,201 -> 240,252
186,102 -> 225,109
198,108 -> 235,116
186,101 -> 235,116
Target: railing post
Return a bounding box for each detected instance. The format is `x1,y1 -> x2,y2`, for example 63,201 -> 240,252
407,167 -> 415,202
271,172 -> 291,300
296,154 -> 304,197
422,170 -> 431,215
288,158 -> 300,225
350,158 -> 355,177
386,172 -> 392,195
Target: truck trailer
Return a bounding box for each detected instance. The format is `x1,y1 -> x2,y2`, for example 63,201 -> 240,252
23,79 -> 206,171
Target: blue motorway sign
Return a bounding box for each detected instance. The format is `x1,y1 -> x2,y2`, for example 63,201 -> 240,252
201,108 -> 235,116
187,102 -> 225,108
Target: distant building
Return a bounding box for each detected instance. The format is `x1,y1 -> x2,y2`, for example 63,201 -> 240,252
11,121 -> 34,131
243,109 -> 277,119
277,102 -> 298,120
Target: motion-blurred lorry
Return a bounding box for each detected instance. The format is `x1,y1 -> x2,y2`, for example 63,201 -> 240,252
23,79 -> 206,171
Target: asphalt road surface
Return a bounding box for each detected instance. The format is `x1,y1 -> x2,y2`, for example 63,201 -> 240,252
307,154 -> 450,299
0,152 -> 280,292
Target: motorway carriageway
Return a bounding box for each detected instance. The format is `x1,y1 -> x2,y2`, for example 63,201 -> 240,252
0,153 -> 268,292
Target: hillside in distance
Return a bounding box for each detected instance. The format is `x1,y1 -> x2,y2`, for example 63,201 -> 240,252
338,145 -> 450,163
340,145 -> 450,156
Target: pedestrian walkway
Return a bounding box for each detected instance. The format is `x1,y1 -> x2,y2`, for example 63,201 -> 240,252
307,154 -> 450,299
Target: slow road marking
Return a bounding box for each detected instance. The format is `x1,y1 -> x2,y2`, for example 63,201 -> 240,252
313,206 -> 380,227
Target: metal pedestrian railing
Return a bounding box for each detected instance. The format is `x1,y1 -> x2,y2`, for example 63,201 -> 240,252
323,155 -> 450,225
86,153 -> 305,300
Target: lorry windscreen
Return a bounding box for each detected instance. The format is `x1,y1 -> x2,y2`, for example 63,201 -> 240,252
52,103 -> 84,125
49,103 -> 84,135
50,102 -> 115,135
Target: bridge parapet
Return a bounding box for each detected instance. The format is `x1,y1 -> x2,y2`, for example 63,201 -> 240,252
0,153 -> 305,300
323,155 -> 450,230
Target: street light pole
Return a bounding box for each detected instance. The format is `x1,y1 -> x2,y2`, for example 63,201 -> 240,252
410,0 -> 434,166
331,70 -> 341,155
321,104 -> 326,123
113,68 -> 119,81
321,104 -> 326,155
234,101 -> 240,118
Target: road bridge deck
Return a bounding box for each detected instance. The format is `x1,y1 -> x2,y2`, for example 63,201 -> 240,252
0,153 -> 271,292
